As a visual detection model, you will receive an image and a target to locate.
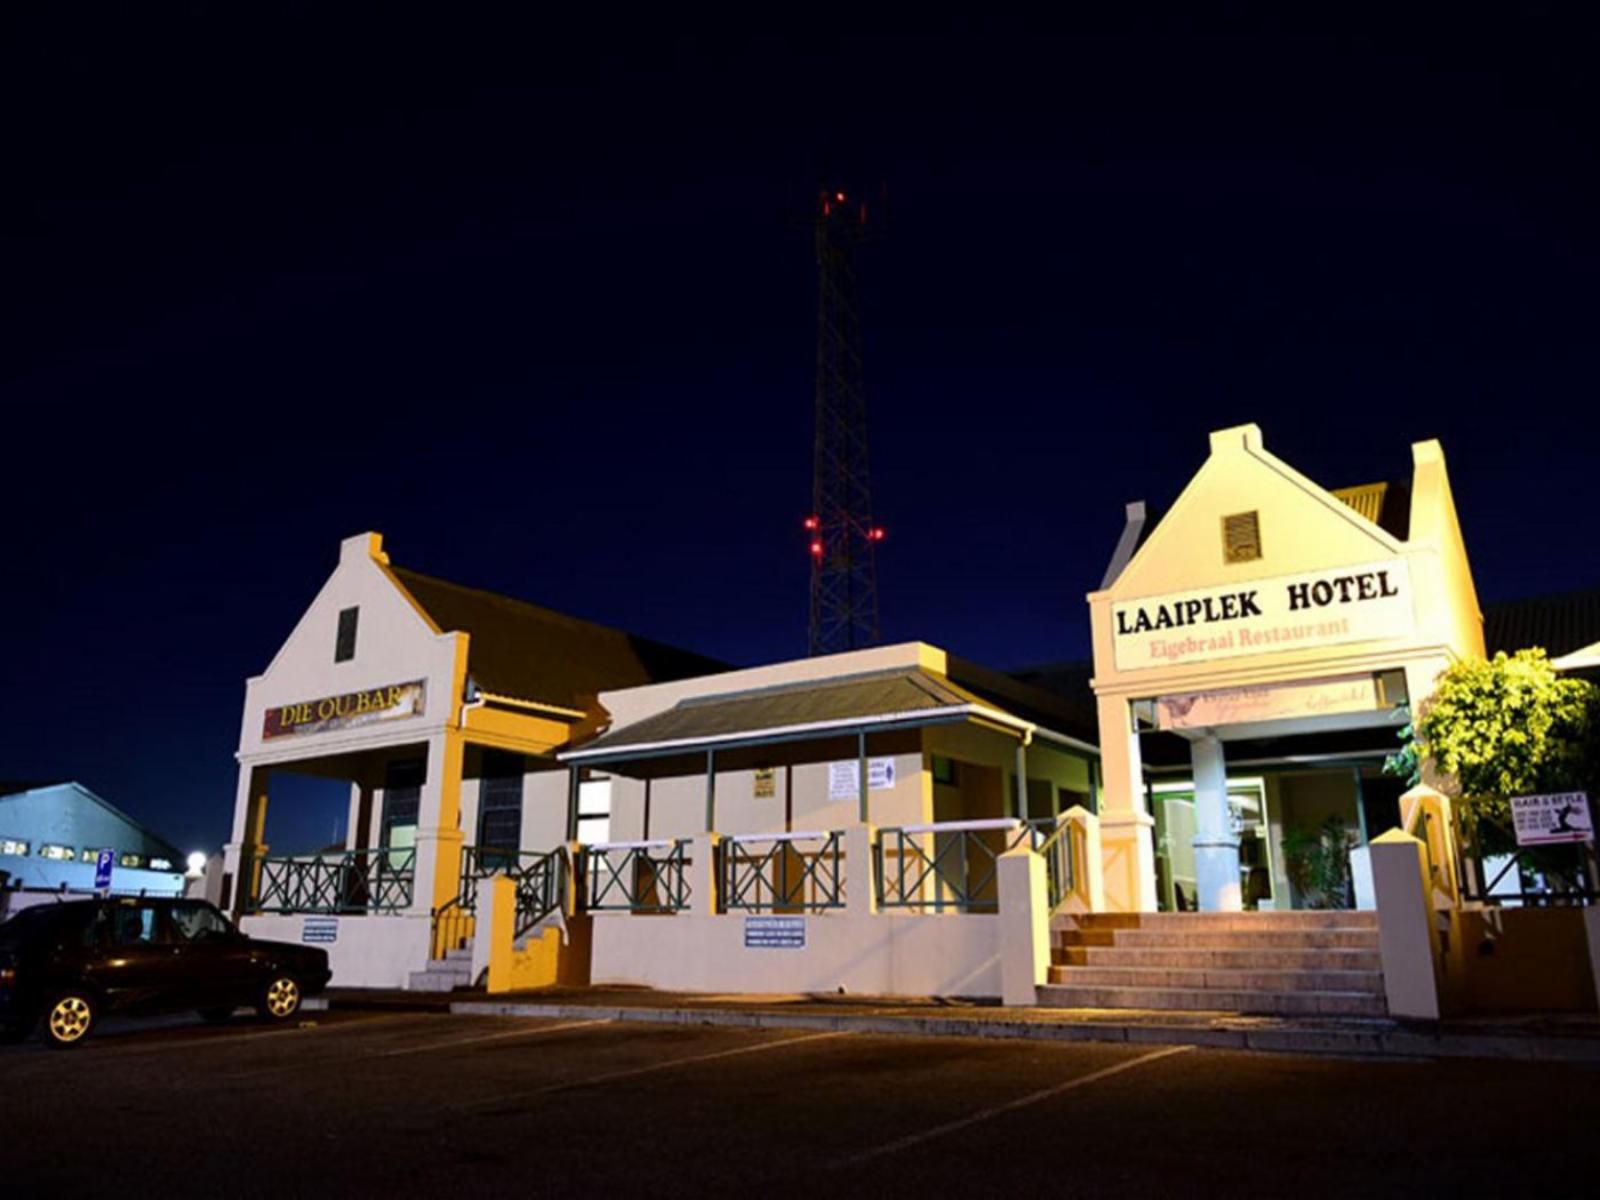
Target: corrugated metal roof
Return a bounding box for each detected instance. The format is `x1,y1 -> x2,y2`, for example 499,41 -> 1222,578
388,567 -> 728,711
1484,588 -> 1600,658
571,667 -> 990,757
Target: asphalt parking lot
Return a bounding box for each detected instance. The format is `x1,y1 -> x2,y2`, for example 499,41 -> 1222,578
4,1010 -> 1598,1197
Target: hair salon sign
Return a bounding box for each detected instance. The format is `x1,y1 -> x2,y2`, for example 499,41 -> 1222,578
263,680 -> 427,740
1111,559 -> 1414,671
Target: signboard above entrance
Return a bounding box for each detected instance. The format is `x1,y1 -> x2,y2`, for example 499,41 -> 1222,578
1156,674 -> 1383,732
263,680 -> 426,740
1111,559 -> 1415,671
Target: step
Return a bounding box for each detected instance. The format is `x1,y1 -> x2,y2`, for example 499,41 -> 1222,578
445,946 -> 475,963
406,964 -> 473,993
1077,928 -> 1380,951
1035,984 -> 1389,1018
1052,945 -> 1384,972
1046,964 -> 1385,994
1061,910 -> 1378,933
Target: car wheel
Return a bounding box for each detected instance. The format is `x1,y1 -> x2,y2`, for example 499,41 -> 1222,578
198,1007 -> 236,1024
257,973 -> 302,1022
42,990 -> 96,1049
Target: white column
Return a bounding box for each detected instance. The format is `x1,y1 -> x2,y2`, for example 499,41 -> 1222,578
997,846 -> 1047,1007
844,824 -> 877,917
1095,694 -> 1157,912
1191,733 -> 1242,912
1370,829 -> 1442,1019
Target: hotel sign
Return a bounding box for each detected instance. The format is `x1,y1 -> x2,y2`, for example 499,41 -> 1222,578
1112,559 -> 1414,671
263,680 -> 426,740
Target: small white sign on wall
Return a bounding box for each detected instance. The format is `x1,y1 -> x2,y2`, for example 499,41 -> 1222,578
1510,793 -> 1593,846
828,757 -> 897,800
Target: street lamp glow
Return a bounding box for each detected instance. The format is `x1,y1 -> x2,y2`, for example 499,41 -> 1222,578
186,851 -> 208,877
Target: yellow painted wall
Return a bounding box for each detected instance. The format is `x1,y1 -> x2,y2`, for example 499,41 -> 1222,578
1455,908 -> 1597,1014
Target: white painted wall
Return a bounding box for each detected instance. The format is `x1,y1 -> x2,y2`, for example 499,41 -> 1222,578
240,913 -> 433,990
589,910 -> 1002,998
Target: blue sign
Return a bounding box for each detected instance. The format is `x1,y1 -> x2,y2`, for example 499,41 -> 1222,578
94,850 -> 114,890
302,917 -> 339,945
744,916 -> 805,949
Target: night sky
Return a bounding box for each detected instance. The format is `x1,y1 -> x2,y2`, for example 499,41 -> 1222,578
4,12 -> 1597,855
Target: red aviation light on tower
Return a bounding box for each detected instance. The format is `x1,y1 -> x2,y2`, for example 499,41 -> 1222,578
810,539 -> 824,558
868,526 -> 886,542
803,515 -> 819,531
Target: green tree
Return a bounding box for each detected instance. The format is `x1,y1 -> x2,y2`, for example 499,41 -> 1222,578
1386,649 -> 1600,856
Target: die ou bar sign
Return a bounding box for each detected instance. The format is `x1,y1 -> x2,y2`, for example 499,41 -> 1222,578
1510,793 -> 1593,846
263,680 -> 427,740
1111,559 -> 1415,671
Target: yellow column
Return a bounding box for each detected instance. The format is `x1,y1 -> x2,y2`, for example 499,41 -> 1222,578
222,764 -> 270,916
1095,693 -> 1157,912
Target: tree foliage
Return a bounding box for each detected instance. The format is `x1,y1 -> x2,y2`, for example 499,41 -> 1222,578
1386,650 -> 1600,834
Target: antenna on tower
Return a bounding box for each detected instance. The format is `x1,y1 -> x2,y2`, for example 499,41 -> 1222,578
806,186 -> 883,657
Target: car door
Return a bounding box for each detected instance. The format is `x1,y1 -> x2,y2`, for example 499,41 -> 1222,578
83,902 -> 183,1014
167,901 -> 258,1010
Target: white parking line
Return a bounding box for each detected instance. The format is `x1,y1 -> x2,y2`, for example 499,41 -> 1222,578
469,1030 -> 847,1110
72,1013 -> 419,1061
373,1019 -> 609,1058
829,1044 -> 1194,1168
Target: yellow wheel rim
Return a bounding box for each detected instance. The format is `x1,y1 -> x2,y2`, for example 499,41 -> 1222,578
266,978 -> 299,1018
49,996 -> 91,1043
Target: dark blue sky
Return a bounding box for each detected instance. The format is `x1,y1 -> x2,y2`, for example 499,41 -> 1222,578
3,12 -> 1597,854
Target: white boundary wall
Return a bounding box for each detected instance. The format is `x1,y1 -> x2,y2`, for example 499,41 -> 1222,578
241,913 -> 432,990
590,911 -> 1002,998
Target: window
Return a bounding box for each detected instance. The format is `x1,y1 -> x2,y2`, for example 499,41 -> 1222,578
120,852 -> 146,868
170,902 -> 232,942
931,756 -> 958,786
477,751 -> 524,856
382,759 -> 425,850
109,904 -> 167,946
1222,511 -> 1262,563
38,844 -> 75,861
80,848 -> 104,863
0,838 -> 28,856
149,858 -> 174,872
576,777 -> 611,846
335,606 -> 359,662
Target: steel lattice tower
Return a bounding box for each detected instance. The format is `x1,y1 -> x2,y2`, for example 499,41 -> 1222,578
807,188 -> 882,656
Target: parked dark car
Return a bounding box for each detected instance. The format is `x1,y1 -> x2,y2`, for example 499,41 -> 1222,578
0,897 -> 331,1048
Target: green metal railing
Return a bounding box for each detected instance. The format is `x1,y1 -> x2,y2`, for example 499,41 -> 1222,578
582,839 -> 691,913
253,848 -> 414,914
431,846 -> 568,954
722,831 -> 844,912
875,819 -> 1033,913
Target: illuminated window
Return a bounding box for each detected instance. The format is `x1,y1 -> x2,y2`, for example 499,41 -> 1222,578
0,838 -> 28,856
81,848 -> 102,863
150,857 -> 174,872
120,853 -> 146,868
335,606 -> 359,662
1222,511 -> 1262,563
38,844 -> 75,861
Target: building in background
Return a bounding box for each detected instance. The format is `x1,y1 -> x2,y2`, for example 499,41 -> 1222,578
0,782 -> 186,908
225,532 -> 724,988
1087,424 -> 1483,914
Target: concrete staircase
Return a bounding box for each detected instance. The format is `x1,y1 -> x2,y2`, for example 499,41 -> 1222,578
1038,911 -> 1387,1017
407,943 -> 476,993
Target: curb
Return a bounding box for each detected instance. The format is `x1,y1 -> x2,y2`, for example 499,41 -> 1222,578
446,999 -> 1600,1064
